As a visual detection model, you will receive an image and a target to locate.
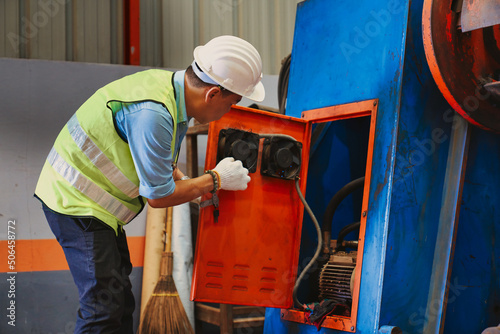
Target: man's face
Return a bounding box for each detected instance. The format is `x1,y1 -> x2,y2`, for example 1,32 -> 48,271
201,90 -> 242,124
214,92 -> 242,120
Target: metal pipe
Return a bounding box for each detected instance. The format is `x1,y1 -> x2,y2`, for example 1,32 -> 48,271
341,240 -> 359,249
423,114 -> 470,334
124,0 -> 140,65
379,325 -> 403,334
336,222 -> 361,251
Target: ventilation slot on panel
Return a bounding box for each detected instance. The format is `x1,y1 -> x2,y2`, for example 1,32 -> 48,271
260,277 -> 276,283
206,283 -> 223,289
207,261 -> 224,268
206,272 -> 222,278
234,264 -> 250,270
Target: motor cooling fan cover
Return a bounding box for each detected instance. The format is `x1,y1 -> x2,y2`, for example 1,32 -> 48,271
261,137 -> 302,180
319,251 -> 357,304
217,128 -> 260,173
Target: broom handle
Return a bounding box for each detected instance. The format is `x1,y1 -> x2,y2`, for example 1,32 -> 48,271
165,206 -> 173,252
159,206 -> 174,277
140,206 -> 167,317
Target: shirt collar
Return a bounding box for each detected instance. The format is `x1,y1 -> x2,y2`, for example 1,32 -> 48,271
173,70 -> 188,124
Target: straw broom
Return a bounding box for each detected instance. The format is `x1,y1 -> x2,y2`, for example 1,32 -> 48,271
137,206 -> 195,334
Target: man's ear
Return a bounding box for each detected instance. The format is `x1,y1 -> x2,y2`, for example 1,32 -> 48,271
205,86 -> 221,103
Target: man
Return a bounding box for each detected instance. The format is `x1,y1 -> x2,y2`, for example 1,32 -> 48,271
34,35 -> 265,333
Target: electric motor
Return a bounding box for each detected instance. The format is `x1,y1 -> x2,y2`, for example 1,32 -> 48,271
318,251 -> 357,303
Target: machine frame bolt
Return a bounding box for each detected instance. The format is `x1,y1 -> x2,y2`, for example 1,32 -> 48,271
362,211 -> 367,217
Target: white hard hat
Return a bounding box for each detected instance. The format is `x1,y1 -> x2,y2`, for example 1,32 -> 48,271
193,35 -> 265,102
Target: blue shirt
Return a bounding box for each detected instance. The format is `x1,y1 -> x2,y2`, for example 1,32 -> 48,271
114,70 -> 189,199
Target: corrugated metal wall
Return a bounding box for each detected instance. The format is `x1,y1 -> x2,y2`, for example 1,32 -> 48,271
0,0 -> 122,63
1,0 -> 299,74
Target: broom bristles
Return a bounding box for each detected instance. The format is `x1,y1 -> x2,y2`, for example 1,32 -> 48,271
137,274 -> 194,334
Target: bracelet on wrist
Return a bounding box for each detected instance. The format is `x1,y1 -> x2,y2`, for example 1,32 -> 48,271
213,170 -> 221,190
180,175 -> 190,181
205,170 -> 221,192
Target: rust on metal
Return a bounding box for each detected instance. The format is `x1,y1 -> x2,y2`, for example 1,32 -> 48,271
423,0 -> 500,132
461,0 -> 500,32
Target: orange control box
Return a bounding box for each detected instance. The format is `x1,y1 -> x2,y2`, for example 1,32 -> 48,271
190,105 -> 312,308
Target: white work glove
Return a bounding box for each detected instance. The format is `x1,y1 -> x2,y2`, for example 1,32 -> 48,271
213,157 -> 251,191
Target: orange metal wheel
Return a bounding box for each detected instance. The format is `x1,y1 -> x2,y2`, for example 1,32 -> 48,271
422,0 -> 500,132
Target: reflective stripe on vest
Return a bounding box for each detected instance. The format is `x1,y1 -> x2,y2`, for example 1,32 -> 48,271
67,114 -> 140,198
47,147 -> 137,223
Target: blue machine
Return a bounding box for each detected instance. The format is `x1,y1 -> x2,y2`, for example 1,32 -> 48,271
264,0 -> 500,333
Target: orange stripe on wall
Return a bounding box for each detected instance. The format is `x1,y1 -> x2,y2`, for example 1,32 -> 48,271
0,236 -> 145,273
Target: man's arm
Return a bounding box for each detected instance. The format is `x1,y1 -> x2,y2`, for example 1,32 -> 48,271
147,157 -> 251,208
115,102 -> 250,208
146,173 -> 213,208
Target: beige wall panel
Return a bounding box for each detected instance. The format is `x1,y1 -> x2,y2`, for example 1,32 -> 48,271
84,0 -> 98,62
279,0 -> 298,59
3,0 -> 20,57
30,0 -> 60,60
240,0 -> 274,74
0,0 -> 298,73
140,0 -> 153,66
97,0 -> 111,63
74,0 -> 118,64
162,0 -> 195,69
115,0 -> 124,64
194,0 -> 298,75
198,0 -> 233,45
140,0 -> 162,67
248,0 -> 298,74
51,0 -> 66,61
74,0 -> 85,62
0,0 -> 7,56
28,0 -> 39,58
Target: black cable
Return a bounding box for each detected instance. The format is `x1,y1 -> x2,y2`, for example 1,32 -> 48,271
322,177 -> 365,234
278,54 -> 291,115
319,176 -> 364,261
292,177 -> 322,309
336,221 -> 361,251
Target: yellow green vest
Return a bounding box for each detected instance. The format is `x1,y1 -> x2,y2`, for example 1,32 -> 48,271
35,69 -> 178,234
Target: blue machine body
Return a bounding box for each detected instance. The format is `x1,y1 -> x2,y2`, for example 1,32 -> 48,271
264,0 -> 500,333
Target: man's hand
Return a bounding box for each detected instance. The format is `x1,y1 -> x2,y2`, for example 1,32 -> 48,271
213,157 -> 251,191
172,166 -> 186,181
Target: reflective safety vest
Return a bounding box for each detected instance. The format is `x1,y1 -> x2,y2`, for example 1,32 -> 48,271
35,70 -> 178,234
